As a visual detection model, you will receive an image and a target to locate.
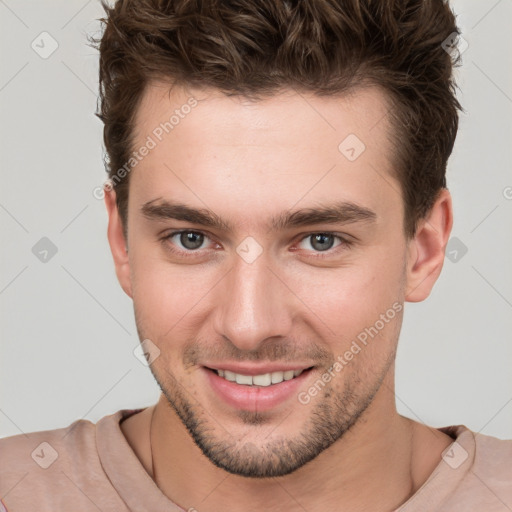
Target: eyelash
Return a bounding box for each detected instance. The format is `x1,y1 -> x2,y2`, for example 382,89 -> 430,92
160,230 -> 354,259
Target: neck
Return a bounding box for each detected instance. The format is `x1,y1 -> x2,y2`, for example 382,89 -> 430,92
149,373 -> 425,512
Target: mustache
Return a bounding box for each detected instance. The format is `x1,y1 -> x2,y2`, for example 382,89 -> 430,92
183,337 -> 334,367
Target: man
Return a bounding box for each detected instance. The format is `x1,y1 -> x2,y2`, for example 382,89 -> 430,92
1,0 -> 511,510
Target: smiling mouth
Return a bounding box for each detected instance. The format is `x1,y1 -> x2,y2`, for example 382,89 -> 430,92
205,367 -> 314,387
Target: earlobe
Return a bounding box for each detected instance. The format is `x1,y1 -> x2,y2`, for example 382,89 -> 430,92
104,188 -> 133,298
405,188 -> 453,303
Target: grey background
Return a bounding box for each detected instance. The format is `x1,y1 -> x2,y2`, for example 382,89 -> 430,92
1,0 -> 511,440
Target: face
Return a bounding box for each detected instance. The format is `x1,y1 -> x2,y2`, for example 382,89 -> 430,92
106,82 -> 440,478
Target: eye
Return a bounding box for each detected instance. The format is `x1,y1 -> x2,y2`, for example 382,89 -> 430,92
164,230 -> 212,252
297,233 -> 350,254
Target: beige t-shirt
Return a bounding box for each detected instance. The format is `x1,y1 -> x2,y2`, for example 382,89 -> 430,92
1,407 -> 511,511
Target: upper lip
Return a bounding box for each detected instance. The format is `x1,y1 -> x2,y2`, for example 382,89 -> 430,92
204,363 -> 314,376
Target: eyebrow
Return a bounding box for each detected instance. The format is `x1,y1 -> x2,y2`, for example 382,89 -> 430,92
140,199 -> 377,232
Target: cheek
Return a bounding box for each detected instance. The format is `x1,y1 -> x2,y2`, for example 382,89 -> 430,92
285,249 -> 405,355
293,257 -> 403,321
129,246 -> 220,337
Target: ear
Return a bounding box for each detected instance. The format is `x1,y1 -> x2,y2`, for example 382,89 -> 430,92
104,187 -> 133,298
405,188 -> 453,302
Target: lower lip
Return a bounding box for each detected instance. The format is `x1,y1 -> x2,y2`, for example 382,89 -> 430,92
204,367 -> 313,412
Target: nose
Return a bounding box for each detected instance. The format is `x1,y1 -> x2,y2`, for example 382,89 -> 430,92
212,251 -> 294,352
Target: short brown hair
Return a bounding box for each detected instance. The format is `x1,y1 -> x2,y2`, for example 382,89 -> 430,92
91,0 -> 463,239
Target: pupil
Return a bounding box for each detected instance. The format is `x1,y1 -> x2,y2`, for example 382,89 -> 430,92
312,234 -> 333,251
181,232 -> 203,250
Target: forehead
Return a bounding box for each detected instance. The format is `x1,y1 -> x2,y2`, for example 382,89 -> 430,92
128,81 -> 400,232
133,81 -> 392,150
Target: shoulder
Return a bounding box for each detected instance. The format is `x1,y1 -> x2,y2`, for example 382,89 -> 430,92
472,428 -> 512,477
0,420 -> 96,474
440,425 -> 512,511
0,417 -> 100,502
441,424 -> 512,474
0,410 -> 129,509
0,416 -> 99,472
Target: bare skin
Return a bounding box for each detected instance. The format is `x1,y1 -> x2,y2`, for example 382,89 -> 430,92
110,82 -> 455,512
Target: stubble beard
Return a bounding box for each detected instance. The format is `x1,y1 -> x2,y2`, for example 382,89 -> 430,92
149,352 -> 394,478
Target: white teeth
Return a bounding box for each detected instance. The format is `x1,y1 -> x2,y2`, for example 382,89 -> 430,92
283,370 -> 295,381
271,371 -> 285,384
235,373 -> 253,385
215,369 -> 305,386
223,370 -> 236,382
252,373 -> 272,387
